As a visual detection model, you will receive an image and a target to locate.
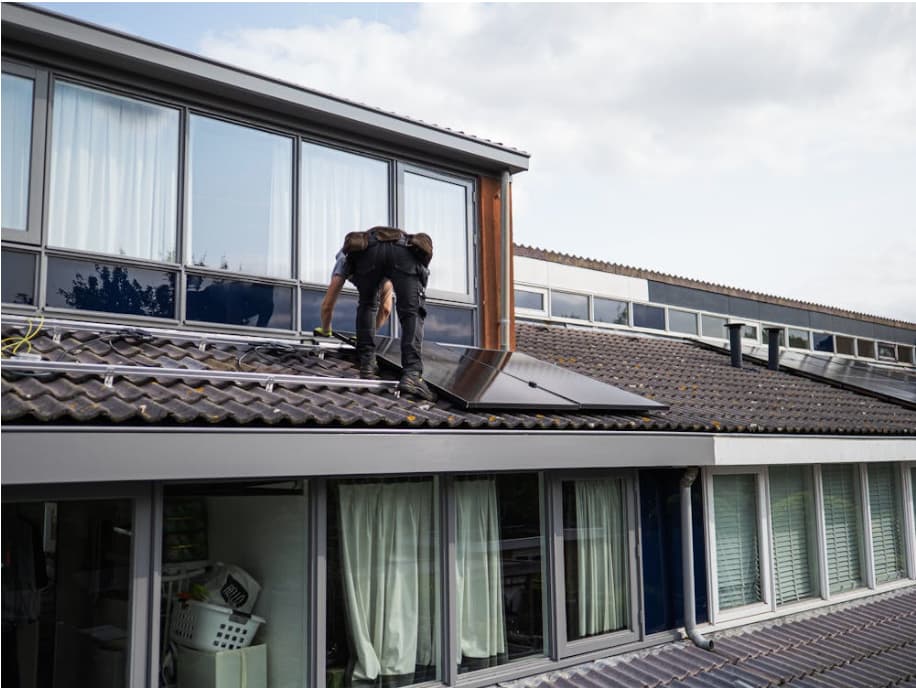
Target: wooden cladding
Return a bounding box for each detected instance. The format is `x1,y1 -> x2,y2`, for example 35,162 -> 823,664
477,175 -> 515,350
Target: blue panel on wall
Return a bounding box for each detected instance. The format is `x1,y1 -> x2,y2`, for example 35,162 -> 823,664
648,281 -> 729,314
726,295 -> 761,320
758,302 -> 810,328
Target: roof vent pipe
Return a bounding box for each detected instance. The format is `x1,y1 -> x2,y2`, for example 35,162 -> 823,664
726,322 -> 744,369
764,327 -> 782,371
680,467 -> 714,651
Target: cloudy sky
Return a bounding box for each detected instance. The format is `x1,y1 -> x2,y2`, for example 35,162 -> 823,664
38,3 -> 916,322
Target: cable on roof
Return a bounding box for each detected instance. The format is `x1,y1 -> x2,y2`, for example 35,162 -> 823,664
53,327 -> 156,362
0,316 -> 44,358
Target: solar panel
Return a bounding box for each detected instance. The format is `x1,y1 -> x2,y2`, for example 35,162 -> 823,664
743,345 -> 916,406
368,336 -> 667,412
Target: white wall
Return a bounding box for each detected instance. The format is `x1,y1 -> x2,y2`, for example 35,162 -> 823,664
514,256 -> 650,302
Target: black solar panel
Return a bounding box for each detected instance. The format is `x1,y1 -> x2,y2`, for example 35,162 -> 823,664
369,336 -> 667,412
743,345 -> 916,406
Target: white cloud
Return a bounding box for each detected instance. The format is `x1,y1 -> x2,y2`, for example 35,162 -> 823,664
198,4 -> 916,321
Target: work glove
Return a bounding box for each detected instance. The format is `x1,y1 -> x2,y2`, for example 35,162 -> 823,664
313,326 -> 333,337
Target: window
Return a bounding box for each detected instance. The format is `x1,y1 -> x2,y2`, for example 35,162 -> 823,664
877,342 -> 897,361
425,303 -> 474,346
185,276 -> 293,329
701,314 -> 727,339
594,297 -> 628,326
300,141 -> 389,285
812,332 -> 833,353
48,81 -> 179,262
857,339 -> 876,359
836,336 -> 856,356
403,169 -> 470,296
712,473 -> 762,610
516,288 -> 544,311
300,288 -> 391,337
742,325 -> 758,341
763,325 -> 787,347
456,473 -> 544,673
552,291 -> 589,320
633,304 -> 665,331
668,309 -> 698,335
2,249 -> 36,305
188,115 -> 292,278
2,72 -> 34,231
821,465 -> 864,594
898,345 -> 914,365
787,328 -> 810,349
328,477 -> 439,686
769,466 -> 818,605
868,464 -> 906,584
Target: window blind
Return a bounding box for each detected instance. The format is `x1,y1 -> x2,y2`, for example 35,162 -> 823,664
769,466 -> 816,605
821,465 -> 863,594
714,474 -> 761,610
868,464 -> 905,584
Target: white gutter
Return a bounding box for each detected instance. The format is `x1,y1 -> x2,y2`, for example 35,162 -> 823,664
500,170 -> 512,349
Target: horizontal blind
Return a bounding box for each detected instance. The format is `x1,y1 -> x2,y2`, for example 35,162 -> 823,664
714,474 -> 761,610
769,466 -> 816,605
821,465 -> 863,594
868,464 -> 905,584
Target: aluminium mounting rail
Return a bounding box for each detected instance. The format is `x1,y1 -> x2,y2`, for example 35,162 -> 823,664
0,358 -> 399,393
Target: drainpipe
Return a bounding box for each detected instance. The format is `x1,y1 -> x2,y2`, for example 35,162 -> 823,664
681,467 -> 714,650
499,170 -> 512,350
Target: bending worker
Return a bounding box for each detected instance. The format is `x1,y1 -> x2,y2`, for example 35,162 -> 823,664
342,225 -> 434,401
313,250 -> 392,336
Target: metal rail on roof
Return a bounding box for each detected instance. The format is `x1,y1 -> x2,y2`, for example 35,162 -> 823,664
0,358 -> 399,393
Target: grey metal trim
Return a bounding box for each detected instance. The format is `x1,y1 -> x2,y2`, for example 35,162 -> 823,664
309,479 -> 327,688
443,477 -> 458,686
130,488 -> 154,688
0,357 -> 399,392
148,483 -> 164,688
1,5 -> 530,174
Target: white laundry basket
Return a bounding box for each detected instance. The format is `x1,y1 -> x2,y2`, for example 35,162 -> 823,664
169,599 -> 265,652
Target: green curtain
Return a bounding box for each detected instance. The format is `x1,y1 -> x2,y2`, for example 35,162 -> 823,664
573,479 -> 629,637
868,464 -> 905,584
338,481 -> 436,681
455,479 -> 506,661
769,466 -> 816,605
821,465 -> 863,594
714,474 -> 761,609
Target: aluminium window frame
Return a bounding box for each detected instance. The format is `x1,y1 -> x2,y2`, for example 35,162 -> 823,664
904,463 -> 916,580
549,289 -> 591,323
666,307 -> 699,336
815,463 -> 870,600
514,283 -> 549,318
863,462 -> 910,587
591,294 -> 630,328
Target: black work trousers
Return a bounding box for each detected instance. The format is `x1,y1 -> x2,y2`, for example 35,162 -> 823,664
350,241 -> 428,374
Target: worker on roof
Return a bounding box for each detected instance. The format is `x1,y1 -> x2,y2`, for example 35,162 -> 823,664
313,250 -> 393,338
341,226 -> 434,401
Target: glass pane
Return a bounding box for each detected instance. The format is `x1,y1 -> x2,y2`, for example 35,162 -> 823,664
562,478 -> 630,640
668,309 -> 698,335
161,481 -> 307,688
633,304 -> 665,331
877,343 -> 897,361
457,473 -> 543,673
47,255 -> 176,318
898,345 -> 914,364
769,466 -> 817,605
813,332 -> 834,352
186,275 -> 292,329
552,291 -> 588,320
857,339 -> 876,358
594,297 -> 628,325
2,73 -> 33,230
300,142 -> 389,284
515,289 -> 544,311
2,499 -> 133,688
713,474 -> 761,610
788,329 -> 810,349
868,464 -> 906,583
404,171 -> 468,294
328,477 -> 439,686
2,249 -> 36,305
189,115 -> 292,278
48,81 -> 179,261
742,325 -> 758,341
821,464 -> 864,594
425,303 -> 474,346
701,314 -> 727,338
301,288 -> 391,337
836,336 -> 856,356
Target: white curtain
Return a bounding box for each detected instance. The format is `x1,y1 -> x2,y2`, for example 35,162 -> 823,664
404,172 -> 468,295
455,479 -> 506,661
300,141 -> 388,284
338,481 -> 435,681
48,81 -> 178,262
575,479 -> 629,637
2,73 -> 33,231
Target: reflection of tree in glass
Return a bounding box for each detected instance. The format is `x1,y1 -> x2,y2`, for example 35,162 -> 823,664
58,264 -> 174,317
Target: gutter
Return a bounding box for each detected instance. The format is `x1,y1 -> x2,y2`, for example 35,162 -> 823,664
681,467 -> 714,650
500,170 -> 512,350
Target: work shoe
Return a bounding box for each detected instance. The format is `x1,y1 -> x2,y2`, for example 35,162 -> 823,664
359,361 -> 380,379
398,372 -> 435,402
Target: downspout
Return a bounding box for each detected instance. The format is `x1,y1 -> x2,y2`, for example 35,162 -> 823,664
681,467 -> 714,650
499,170 -> 512,350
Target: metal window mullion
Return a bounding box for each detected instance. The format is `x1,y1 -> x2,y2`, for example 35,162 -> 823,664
628,473 -> 643,640
443,477 -> 458,686
813,465 -> 830,600
548,475 -> 568,658
127,485 -> 154,688
902,464 -> 916,579
758,468 -> 776,612
291,137 -> 301,332
703,468 -> 719,624
176,103 -> 189,323
147,483 -> 164,688
310,478 -> 328,688
860,464 -> 876,589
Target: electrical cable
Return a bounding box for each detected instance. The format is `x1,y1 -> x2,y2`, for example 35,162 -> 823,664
0,315 -> 45,357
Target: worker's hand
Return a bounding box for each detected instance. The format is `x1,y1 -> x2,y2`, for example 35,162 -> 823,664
313,326 -> 333,337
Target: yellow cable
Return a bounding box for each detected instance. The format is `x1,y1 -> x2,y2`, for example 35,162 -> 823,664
1,316 -> 44,357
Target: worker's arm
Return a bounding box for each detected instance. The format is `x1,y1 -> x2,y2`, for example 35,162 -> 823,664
376,280 -> 394,329
316,274 -> 346,335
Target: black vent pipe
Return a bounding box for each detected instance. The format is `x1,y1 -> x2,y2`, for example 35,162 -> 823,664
764,327 -> 782,371
726,323 -> 744,369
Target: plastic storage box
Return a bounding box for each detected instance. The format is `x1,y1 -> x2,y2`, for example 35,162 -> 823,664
170,599 -> 265,652
177,644 -> 266,688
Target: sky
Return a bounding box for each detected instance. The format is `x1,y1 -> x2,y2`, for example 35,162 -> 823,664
34,2 -> 916,323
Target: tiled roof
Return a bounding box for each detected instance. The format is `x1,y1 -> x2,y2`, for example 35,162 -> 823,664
514,244 -> 916,331
504,588 -> 916,688
1,320 -> 914,434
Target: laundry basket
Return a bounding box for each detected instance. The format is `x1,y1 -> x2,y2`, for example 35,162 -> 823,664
169,599 -> 265,652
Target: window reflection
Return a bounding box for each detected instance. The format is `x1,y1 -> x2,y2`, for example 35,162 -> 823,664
186,276 -> 292,329
668,309 -> 697,335
424,304 -> 474,346
301,288 -> 391,336
787,329 -> 810,349
812,332 -> 834,353
47,256 -> 175,318
701,314 -> 727,338
2,73 -> 34,230
552,292 -> 589,320
633,304 -> 665,331
515,289 -> 544,311
2,250 -> 36,305
594,297 -> 628,325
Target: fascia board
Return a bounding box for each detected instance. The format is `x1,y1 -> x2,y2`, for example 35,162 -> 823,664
712,434 -> 916,466
1,4 -> 530,174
